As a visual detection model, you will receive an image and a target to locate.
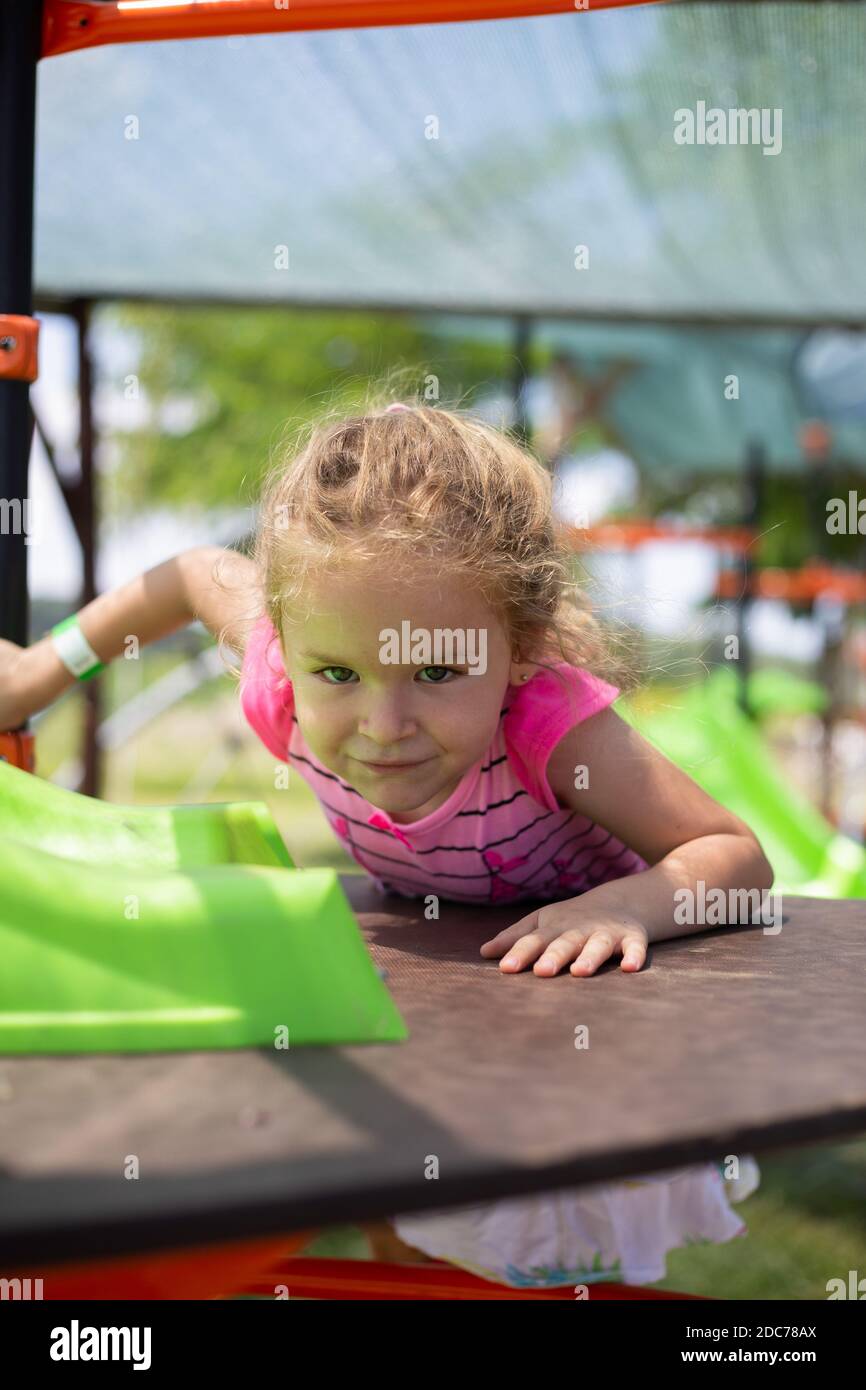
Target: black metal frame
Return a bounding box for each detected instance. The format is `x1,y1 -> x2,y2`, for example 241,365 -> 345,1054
0,1 -> 42,650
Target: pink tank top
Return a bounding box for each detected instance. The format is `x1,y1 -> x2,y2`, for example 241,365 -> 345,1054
239,614 -> 647,904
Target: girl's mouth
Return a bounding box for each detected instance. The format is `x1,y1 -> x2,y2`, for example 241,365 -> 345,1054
359,758 -> 429,775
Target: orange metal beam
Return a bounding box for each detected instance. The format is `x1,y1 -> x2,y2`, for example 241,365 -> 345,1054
563,521 -> 756,554
239,1255 -> 711,1300
42,0 -> 662,60
0,731 -> 36,773
2,1231 -> 311,1300
718,565 -> 866,605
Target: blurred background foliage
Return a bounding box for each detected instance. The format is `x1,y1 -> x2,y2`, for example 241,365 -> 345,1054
103,302 -> 866,573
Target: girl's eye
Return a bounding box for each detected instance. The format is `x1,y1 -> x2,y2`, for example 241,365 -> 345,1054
418,667 -> 456,683
315,666 -> 458,685
317,667 -> 357,684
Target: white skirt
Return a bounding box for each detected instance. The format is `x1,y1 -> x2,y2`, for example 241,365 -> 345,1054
389,1158 -> 761,1288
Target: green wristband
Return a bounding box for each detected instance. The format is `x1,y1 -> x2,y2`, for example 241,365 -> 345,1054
50,614 -> 106,681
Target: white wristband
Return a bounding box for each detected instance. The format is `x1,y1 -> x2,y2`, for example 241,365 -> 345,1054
50,615 -> 106,681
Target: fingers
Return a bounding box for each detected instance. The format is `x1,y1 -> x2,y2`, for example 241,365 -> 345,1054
500,930 -> 562,972
571,931 -> 647,976
618,936 -> 647,973
535,929 -> 597,975
490,928 -> 647,977
481,910 -> 648,978
479,910 -> 541,957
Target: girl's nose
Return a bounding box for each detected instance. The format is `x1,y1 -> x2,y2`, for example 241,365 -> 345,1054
358,696 -> 417,744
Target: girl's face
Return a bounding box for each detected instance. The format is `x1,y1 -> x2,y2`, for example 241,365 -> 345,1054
280,563 -> 530,823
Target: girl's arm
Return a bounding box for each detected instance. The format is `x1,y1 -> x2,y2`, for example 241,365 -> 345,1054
1,545 -> 262,729
481,705 -> 775,977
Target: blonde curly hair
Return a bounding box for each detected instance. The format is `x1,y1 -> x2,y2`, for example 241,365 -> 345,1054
222,378 -> 638,693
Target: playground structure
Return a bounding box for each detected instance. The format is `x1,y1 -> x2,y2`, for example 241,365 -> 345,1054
628,668 -> 866,900
570,510 -> 866,829
2,0 -> 866,1303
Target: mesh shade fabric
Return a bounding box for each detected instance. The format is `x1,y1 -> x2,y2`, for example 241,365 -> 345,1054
33,4 -> 866,470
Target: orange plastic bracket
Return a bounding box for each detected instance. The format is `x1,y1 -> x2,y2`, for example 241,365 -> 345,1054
0,730 -> 36,773
0,316 -> 39,383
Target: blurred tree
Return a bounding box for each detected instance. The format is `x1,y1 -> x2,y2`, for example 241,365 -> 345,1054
99,300 -> 863,574
101,304 -> 517,514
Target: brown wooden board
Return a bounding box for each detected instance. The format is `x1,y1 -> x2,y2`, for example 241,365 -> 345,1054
1,879 -> 864,1266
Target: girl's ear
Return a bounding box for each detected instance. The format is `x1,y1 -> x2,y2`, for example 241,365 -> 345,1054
509,631 -> 543,685
508,655 -> 538,686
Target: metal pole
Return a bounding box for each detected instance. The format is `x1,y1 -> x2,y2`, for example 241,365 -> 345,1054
819,604 -> 844,824
510,315 -> 532,448
71,298 -> 102,797
0,1 -> 42,652
736,440 -> 764,717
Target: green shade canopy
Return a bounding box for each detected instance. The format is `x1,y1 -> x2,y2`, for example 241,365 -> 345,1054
35,5 -> 866,320
32,3 -> 866,469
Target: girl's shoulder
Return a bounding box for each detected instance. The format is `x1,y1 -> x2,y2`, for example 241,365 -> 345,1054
239,613 -> 294,761
503,662 -> 620,811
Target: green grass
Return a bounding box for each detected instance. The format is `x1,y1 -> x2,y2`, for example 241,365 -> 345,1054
253,1138 -> 866,1300
656,1138 -> 866,1299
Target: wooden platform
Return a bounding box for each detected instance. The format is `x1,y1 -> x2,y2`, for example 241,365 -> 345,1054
1,877 -> 864,1267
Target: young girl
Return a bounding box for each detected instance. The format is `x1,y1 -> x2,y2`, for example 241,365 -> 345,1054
1,395 -> 768,1289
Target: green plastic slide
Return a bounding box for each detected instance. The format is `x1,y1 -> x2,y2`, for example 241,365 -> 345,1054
622,667 -> 866,899
0,756 -> 294,871
0,759 -> 407,1054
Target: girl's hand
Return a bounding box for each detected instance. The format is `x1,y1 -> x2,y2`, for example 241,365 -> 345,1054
0,636 -> 29,731
480,899 -> 649,977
